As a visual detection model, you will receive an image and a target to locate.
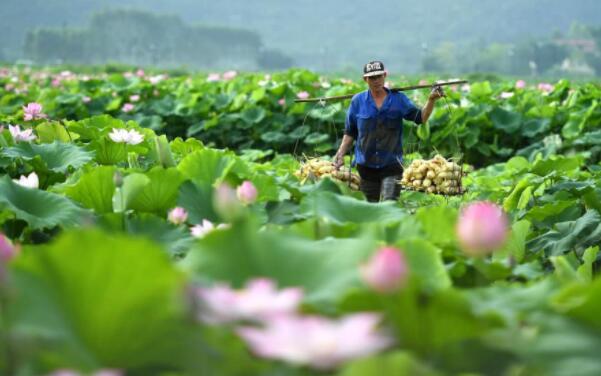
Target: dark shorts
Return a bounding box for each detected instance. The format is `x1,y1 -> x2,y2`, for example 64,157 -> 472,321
356,164 -> 403,202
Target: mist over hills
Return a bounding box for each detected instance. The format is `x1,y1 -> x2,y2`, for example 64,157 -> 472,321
2,0 -> 600,73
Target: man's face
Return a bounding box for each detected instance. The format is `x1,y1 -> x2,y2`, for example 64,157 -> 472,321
363,72 -> 387,90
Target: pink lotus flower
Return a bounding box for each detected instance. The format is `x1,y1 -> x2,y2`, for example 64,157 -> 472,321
123,72 -> 134,79
222,70 -> 238,80
129,94 -> 140,102
23,102 -> 46,121
121,103 -> 134,113
5,83 -> 14,91
515,80 -> 526,89
108,128 -> 144,145
537,83 -> 554,93
359,247 -> 408,293
418,79 -> 429,85
207,73 -> 221,82
51,78 -> 62,87
461,84 -> 471,92
237,313 -> 393,370
237,181 -> 258,205
136,69 -> 145,77
190,219 -> 229,238
457,201 -> 509,256
196,278 -> 303,324
168,207 -> 188,225
8,124 -> 36,142
296,91 -> 310,100
278,98 -> 286,106
13,172 -> 39,189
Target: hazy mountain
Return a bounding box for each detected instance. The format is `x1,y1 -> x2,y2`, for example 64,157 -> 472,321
2,0 -> 600,72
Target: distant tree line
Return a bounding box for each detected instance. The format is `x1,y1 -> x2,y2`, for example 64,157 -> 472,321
421,24 -> 601,77
23,9 -> 294,70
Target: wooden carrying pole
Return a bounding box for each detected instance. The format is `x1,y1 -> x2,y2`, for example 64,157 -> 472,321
293,80 -> 468,103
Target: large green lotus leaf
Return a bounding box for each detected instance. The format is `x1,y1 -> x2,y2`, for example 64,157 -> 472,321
525,200 -> 578,224
415,206 -> 458,248
1,141 -> 94,173
308,103 -> 341,121
299,191 -> 407,225
90,138 -> 127,165
248,173 -> 280,202
180,220 -> 377,305
531,155 -> 584,176
494,220 -> 531,263
397,238 -> 451,291
522,118 -> 551,138
170,137 -> 204,159
128,167 -> 185,215
64,166 -> 116,214
486,312 -> 601,376
467,280 -> 555,325
66,115 -> 125,140
112,173 -> 150,213
552,272 -> 601,330
343,282 -> 501,356
561,100 -> 598,139
240,106 -> 266,125
527,210 -> 601,257
489,107 -> 522,134
469,81 -> 493,99
177,149 -> 236,186
0,175 -> 89,229
98,213 -> 195,258
8,230 -> 204,371
177,181 -> 220,223
35,121 -> 77,143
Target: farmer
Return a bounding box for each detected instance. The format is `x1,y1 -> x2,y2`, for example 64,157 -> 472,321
333,60 -> 444,202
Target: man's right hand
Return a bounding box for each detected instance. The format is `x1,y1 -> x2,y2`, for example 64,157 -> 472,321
334,154 -> 344,169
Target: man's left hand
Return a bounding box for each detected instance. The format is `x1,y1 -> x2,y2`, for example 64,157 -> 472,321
428,85 -> 445,101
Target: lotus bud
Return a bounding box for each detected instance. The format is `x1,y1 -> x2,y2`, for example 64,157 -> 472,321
456,201 -> 509,256
236,181 -> 258,205
360,247 -> 408,293
168,207 -> 188,225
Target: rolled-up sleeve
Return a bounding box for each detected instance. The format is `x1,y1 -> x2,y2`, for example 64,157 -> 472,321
401,94 -> 423,124
345,99 -> 358,138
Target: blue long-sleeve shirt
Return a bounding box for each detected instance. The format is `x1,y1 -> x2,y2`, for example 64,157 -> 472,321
345,88 -> 422,168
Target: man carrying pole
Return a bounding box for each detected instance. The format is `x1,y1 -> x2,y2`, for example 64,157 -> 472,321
332,60 -> 445,202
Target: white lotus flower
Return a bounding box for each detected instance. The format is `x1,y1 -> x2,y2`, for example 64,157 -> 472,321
8,124 -> 36,142
13,172 -> 39,189
108,128 -> 144,145
190,219 -> 230,238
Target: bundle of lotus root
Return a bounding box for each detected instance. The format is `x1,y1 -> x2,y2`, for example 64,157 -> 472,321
400,155 -> 465,195
294,158 -> 361,190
